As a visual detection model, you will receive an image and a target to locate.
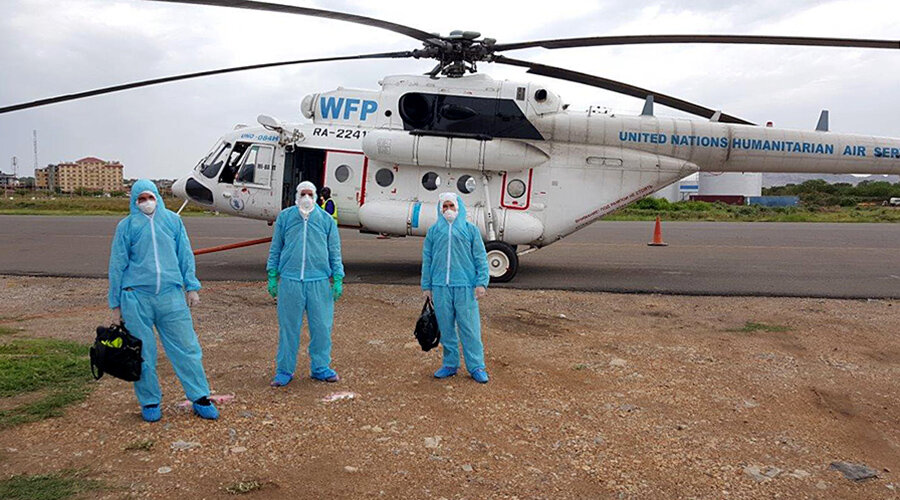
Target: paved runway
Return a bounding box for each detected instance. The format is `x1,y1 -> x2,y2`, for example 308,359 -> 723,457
1,215 -> 897,298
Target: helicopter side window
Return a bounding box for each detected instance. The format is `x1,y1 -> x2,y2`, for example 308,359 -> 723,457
235,144 -> 274,187
200,142 -> 231,179
218,142 -> 250,184
422,172 -> 441,191
375,168 -> 394,187
457,175 -> 476,194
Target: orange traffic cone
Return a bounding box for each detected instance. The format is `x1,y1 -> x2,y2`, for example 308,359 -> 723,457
647,216 -> 668,246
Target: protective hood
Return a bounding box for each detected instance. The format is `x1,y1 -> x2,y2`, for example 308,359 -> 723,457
434,192 -> 468,226
109,178 -> 200,310
296,181 -> 317,205
421,192 -> 488,289
129,179 -> 166,216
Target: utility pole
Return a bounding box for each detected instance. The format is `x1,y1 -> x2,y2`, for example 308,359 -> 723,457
32,130 -> 38,171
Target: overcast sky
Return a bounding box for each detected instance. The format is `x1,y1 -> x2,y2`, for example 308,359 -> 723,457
1,0 -> 898,179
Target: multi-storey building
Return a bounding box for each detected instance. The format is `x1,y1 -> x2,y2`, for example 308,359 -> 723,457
35,157 -> 124,192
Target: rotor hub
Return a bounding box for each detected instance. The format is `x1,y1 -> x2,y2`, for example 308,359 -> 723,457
412,31 -> 497,77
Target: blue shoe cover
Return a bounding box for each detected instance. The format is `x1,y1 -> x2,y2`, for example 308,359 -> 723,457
192,401 -> 219,420
471,368 -> 489,384
141,405 -> 161,422
311,367 -> 340,382
433,366 -> 458,379
270,372 -> 293,387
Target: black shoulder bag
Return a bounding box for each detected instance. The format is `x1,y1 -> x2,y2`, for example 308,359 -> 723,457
90,322 -> 143,381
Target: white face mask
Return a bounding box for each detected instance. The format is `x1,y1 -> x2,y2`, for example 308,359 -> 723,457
443,208 -> 458,222
298,194 -> 315,215
138,199 -> 157,215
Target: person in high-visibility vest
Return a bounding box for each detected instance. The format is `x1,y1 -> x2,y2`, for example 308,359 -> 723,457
318,186 -> 338,224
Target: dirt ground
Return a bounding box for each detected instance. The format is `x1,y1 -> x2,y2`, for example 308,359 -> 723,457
0,276 -> 899,499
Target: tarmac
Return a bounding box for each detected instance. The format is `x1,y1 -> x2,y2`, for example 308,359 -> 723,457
1,215 -> 898,298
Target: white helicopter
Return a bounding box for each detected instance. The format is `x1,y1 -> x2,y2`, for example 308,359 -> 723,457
3,0 -> 899,282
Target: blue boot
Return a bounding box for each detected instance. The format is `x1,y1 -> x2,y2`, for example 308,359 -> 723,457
141,404 -> 161,422
192,400 -> 219,420
433,366 -> 458,379
311,367 -> 340,383
270,372 -> 293,387
470,368 -> 489,384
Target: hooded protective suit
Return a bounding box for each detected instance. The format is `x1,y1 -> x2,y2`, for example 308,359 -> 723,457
266,183 -> 345,381
421,193 -> 489,374
107,179 -> 211,408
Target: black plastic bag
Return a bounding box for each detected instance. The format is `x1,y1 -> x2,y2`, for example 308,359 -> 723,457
90,322 -> 143,381
414,297 -> 441,351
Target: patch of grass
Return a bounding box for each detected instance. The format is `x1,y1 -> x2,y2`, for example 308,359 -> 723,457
0,195 -> 209,216
0,339 -> 94,429
224,480 -> 265,495
124,440 -> 154,452
0,326 -> 18,336
573,364 -> 588,371
0,470 -> 103,500
730,321 -> 791,333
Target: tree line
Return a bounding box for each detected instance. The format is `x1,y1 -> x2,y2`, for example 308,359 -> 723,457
763,180 -> 900,207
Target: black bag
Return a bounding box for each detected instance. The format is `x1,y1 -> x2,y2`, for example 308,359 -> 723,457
90,322 -> 143,382
414,298 -> 441,351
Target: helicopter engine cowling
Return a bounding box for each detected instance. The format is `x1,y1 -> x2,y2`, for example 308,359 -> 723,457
361,129 -> 548,172
358,200 -> 544,245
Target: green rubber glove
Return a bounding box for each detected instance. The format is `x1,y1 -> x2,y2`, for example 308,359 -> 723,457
267,269 -> 278,298
332,276 -> 343,301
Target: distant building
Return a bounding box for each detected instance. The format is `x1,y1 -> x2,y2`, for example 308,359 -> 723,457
0,171 -> 18,188
652,174 -> 699,202
154,179 -> 174,195
35,157 -> 124,193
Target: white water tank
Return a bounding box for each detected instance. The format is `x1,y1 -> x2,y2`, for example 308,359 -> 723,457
652,174 -> 699,202
698,172 -> 762,197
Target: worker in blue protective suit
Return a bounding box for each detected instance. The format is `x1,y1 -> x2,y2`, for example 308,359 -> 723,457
421,192 -> 490,384
266,181 -> 345,387
108,179 -> 218,422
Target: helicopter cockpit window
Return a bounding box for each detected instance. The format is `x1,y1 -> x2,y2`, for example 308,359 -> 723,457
422,172 -> 441,191
200,142 -> 230,179
218,142 -> 250,184
235,144 -> 275,187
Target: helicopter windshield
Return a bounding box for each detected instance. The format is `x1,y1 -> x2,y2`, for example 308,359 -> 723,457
200,142 -> 231,179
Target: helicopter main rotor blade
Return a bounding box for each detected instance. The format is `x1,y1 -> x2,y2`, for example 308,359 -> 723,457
492,56 -> 754,125
494,34 -> 900,52
148,0 -> 436,42
0,51 -> 412,115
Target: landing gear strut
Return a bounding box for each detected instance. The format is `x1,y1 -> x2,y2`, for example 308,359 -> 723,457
486,241 -> 518,283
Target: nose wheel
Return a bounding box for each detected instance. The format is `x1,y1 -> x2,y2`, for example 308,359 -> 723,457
485,241 -> 518,283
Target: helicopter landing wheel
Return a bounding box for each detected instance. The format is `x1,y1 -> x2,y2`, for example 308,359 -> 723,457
485,241 -> 518,283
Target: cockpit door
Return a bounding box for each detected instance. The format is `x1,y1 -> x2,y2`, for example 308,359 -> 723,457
227,144 -> 275,215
